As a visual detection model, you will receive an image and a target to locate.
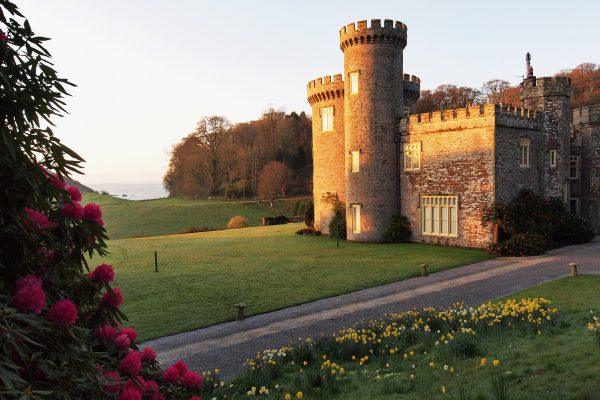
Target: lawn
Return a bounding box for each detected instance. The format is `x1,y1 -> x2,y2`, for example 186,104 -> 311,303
96,224 -> 492,340
82,193 -> 305,239
206,276 -> 600,400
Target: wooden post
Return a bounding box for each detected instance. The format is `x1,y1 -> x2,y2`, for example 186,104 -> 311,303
420,264 -> 429,277
154,251 -> 158,272
235,303 -> 246,321
570,263 -> 578,276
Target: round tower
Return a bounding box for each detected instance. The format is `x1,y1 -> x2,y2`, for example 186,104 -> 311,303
307,74 -> 345,234
340,19 -> 407,242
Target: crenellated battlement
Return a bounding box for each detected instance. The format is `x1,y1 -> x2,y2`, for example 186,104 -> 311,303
403,73 -> 421,102
521,75 -> 571,97
307,74 -> 344,105
409,104 -> 542,130
339,19 -> 407,51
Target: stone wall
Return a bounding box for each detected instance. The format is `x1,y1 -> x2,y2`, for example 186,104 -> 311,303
573,105 -> 600,232
403,105 -> 496,248
307,75 -> 345,234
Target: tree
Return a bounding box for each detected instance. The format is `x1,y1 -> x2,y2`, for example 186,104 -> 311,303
257,160 -> 291,207
0,2 -> 208,397
558,63 -> 600,109
416,84 -> 482,113
163,134 -> 211,198
481,79 -> 521,106
193,115 -> 231,194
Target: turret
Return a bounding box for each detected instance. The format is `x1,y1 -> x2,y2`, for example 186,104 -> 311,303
341,19 -> 407,242
307,74 -> 345,233
521,54 -> 571,200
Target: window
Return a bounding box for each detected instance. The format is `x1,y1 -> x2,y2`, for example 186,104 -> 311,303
320,106 -> 334,132
404,143 -> 421,171
351,150 -> 360,173
569,156 -> 579,179
519,139 -> 530,168
421,195 -> 458,237
351,204 -> 361,234
349,72 -> 359,94
549,150 -> 557,168
569,198 -> 579,215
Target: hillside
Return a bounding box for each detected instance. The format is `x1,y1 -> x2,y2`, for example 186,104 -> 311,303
82,193 -> 306,239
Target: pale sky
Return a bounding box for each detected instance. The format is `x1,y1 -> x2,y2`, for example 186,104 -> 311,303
17,0 -> 599,185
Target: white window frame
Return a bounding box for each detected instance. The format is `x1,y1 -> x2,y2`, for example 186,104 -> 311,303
519,138 -> 530,168
403,142 -> 421,171
320,106 -> 334,132
349,72 -> 359,95
351,150 -> 360,173
549,149 -> 557,168
351,204 -> 361,234
420,195 -> 458,237
569,156 -> 579,179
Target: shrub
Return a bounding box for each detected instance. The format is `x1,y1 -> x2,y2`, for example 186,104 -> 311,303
304,201 -> 314,227
0,3 -> 206,397
292,201 -> 300,216
487,232 -> 547,256
328,209 -> 347,240
178,226 -> 214,234
384,215 -> 412,243
227,215 -> 248,229
482,189 -> 593,256
295,228 -> 321,236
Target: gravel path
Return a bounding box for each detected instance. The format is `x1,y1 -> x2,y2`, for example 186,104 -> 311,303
144,238 -> 600,378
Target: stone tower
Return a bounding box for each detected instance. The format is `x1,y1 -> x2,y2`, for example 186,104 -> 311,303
521,56 -> 572,200
341,19 -> 407,242
307,75 -> 345,234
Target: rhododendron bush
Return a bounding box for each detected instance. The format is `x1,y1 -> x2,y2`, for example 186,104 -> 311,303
0,1 -> 203,398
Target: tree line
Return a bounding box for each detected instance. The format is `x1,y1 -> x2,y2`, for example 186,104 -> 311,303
416,63 -> 600,113
164,109 -> 312,200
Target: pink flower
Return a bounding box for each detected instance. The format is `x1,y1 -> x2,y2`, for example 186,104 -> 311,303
189,396 -> 203,400
114,333 -> 131,349
0,31 -> 7,44
95,324 -> 117,340
90,263 -> 114,283
173,360 -> 188,374
24,208 -> 58,230
119,327 -> 137,342
142,346 -> 157,362
101,287 -> 123,308
180,371 -> 202,389
61,202 -> 84,219
103,371 -> 121,394
162,365 -> 180,383
83,203 -> 103,225
66,186 -> 82,202
144,380 -> 159,394
47,299 -> 78,326
151,395 -> 166,400
12,274 -> 45,314
118,387 -> 142,400
120,351 -> 142,376
50,174 -> 66,189
124,376 -> 145,392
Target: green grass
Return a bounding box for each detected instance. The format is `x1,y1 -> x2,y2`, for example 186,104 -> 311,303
95,223 -> 491,340
82,193 -> 306,239
216,276 -> 600,400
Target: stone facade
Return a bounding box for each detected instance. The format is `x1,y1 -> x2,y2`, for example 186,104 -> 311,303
307,19 -> 600,247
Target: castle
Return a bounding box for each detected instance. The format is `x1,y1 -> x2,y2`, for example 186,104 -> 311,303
307,19 -> 600,248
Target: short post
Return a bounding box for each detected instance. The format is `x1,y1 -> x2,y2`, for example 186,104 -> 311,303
570,262 -> 578,276
420,264 -> 429,277
154,251 -> 158,272
235,303 -> 246,321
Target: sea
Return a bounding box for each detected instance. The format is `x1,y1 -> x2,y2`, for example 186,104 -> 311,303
90,183 -> 168,201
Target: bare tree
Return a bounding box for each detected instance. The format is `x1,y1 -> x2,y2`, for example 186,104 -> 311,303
194,116 -> 231,194
257,160 -> 291,207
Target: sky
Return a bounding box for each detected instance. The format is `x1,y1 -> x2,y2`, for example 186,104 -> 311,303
16,0 -> 600,185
